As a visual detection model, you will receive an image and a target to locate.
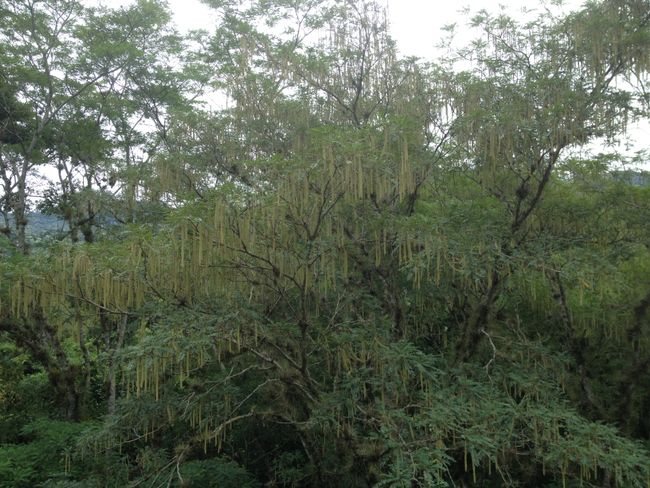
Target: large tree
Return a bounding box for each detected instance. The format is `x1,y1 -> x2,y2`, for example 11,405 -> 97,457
1,0 -> 649,487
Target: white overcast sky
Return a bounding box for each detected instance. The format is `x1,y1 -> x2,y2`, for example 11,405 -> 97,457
94,0 -> 647,162
165,0 -> 583,58
164,0 -> 647,161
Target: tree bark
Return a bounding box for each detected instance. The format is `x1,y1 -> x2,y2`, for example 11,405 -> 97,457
0,312 -> 83,420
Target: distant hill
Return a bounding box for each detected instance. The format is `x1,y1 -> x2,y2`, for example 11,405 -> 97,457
610,170 -> 650,186
5,212 -> 69,237
27,213 -> 70,236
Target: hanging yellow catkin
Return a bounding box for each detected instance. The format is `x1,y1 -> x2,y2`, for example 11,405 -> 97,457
472,455 -> 476,484
197,228 -> 204,266
154,359 -> 159,401
374,231 -> 381,267
10,282 -> 18,317
356,157 -> 363,199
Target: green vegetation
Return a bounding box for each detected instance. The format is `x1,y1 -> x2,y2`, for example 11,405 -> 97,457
1,0 -> 649,486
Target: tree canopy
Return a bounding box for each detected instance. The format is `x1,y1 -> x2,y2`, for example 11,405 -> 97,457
1,0 -> 649,486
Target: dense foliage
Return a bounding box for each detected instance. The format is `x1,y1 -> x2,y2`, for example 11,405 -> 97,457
1,0 -> 649,486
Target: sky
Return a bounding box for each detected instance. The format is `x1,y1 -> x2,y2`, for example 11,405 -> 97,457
162,0 -> 647,162
93,0 -> 648,164
165,0 -> 582,58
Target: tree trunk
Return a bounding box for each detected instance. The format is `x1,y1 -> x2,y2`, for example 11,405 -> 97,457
0,313 -> 84,420
14,177 -> 28,254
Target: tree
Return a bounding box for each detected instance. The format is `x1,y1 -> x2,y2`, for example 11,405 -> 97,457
0,0 -> 198,420
0,0 -> 649,486
0,0 -> 100,253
